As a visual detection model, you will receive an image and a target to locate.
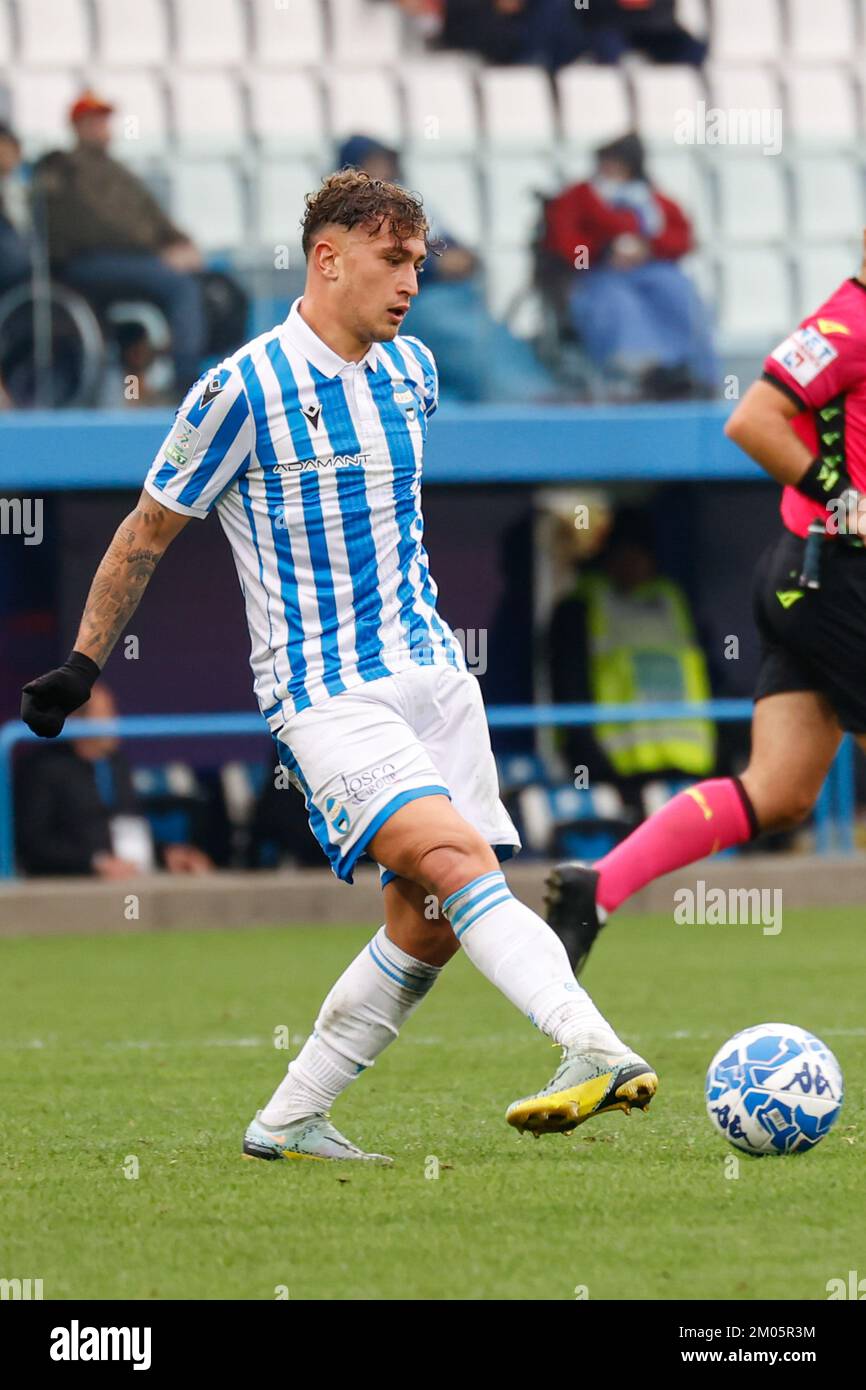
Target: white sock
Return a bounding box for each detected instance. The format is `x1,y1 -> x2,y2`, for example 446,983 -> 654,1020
259,925 -> 441,1126
442,871 -> 627,1053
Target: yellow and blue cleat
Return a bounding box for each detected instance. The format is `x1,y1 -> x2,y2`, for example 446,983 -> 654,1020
506,1046 -> 658,1136
242,1111 -> 393,1164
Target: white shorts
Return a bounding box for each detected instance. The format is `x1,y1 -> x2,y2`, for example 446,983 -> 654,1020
273,664 -> 521,884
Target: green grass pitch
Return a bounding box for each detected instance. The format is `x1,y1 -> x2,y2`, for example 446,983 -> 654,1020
1,907 -> 864,1301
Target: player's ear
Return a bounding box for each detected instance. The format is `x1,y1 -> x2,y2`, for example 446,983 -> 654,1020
314,235 -> 339,281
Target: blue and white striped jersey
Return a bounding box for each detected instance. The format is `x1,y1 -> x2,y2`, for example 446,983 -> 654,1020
144,298 -> 465,727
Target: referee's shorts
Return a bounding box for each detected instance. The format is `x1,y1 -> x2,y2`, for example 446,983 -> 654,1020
753,527 -> 866,733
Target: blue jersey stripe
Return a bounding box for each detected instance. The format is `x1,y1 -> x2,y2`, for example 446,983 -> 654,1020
240,349 -> 311,712
368,354 -> 431,665
238,471 -> 281,701
307,362 -> 391,682
377,344 -> 458,667
266,339 -> 346,699
176,392 -> 250,507
398,337 -> 437,415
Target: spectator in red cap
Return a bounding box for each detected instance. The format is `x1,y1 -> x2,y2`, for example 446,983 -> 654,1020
33,90 -> 207,391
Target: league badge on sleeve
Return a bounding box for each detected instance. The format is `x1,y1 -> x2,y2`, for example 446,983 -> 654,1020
770,325 -> 838,387
164,416 -> 202,469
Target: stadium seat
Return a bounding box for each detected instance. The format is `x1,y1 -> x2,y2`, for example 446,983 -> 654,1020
331,0 -> 404,65
784,67 -> 860,146
718,249 -> 792,345
247,71 -> 326,157
0,1 -> 13,66
495,752 -> 549,794
169,160 -> 246,252
675,0 -> 708,39
485,248 -> 543,339
787,0 -> 856,63
484,153 -> 558,249
325,67 -> 403,148
400,60 -> 480,155
170,72 -> 247,156
401,155 -> 483,247
9,71 -> 79,156
792,156 -> 863,240
679,250 -> 717,309
710,0 -> 782,63
93,0 -> 169,67
254,158 -> 318,253
715,157 -> 788,245
631,66 -> 705,148
516,781 -> 629,858
250,0 -> 326,67
174,0 -> 247,67
478,68 -> 556,152
556,65 -> 631,149
646,151 -> 713,245
793,244 -> 862,321
706,65 -> 782,130
18,0 -> 90,68
83,71 -> 169,160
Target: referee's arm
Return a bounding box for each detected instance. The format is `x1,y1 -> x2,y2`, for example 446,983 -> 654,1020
724,379 -> 812,488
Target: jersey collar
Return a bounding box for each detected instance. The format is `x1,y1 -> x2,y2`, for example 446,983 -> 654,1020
283,297 -> 383,377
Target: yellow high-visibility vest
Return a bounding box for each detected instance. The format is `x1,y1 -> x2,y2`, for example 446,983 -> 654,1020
577,573 -> 716,776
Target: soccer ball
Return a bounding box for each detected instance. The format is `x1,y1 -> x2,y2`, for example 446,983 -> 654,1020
705,1023 -> 844,1156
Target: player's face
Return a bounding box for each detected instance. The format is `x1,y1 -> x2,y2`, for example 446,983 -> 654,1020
339,222 -> 427,343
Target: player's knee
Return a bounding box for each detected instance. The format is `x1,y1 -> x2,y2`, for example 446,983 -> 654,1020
392,827 -> 497,900
743,773 -> 816,832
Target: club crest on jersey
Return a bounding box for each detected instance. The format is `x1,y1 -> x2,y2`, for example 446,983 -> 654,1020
392,385 -> 418,422
300,402 -> 322,431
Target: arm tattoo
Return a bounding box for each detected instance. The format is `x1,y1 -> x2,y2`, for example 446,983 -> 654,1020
74,500 -> 176,667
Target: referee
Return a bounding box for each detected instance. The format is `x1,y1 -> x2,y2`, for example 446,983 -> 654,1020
547,239 -> 866,970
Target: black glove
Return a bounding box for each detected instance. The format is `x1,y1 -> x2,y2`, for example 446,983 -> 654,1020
21,651 -> 101,738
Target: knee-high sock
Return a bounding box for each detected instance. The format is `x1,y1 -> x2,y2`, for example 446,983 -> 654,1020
260,925 -> 440,1126
442,871 -> 626,1052
596,777 -> 758,915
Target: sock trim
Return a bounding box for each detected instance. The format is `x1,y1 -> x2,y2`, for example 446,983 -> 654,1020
732,776 -> 760,840
368,938 -> 431,994
454,890 -> 513,938
442,869 -> 504,916
374,927 -> 440,981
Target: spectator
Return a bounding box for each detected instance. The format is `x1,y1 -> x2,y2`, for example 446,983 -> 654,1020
437,0 -> 587,70
0,123 -> 31,297
580,0 -> 707,67
549,506 -> 717,808
338,133 -> 561,403
15,683 -> 214,878
543,132 -> 718,399
33,90 -> 207,392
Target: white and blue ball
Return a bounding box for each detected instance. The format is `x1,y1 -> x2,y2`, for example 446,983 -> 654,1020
705,1023 -> 843,1155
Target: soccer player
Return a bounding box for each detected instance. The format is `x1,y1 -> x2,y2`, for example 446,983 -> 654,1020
21,171 -> 656,1161
547,237 -> 866,973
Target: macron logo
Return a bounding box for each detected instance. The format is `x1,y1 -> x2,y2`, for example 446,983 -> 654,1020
50,1321 -> 152,1371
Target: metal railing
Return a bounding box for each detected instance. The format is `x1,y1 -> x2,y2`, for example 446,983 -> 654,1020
0,700 -> 856,879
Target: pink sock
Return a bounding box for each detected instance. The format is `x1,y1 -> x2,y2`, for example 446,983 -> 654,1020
596,778 -> 757,914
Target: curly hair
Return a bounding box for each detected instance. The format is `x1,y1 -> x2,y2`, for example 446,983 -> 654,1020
301,168 -> 440,261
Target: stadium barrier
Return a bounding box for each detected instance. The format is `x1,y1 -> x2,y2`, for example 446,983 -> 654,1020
0,701 -> 856,879
0,402 -> 757,488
